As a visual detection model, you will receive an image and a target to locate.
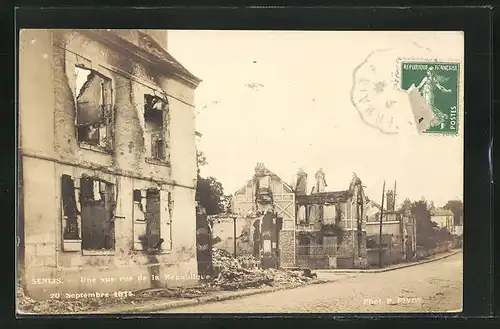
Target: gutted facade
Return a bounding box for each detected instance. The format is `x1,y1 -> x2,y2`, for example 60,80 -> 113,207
295,171 -> 368,269
232,163 -> 296,268
18,29 -> 201,300
232,166 -> 372,269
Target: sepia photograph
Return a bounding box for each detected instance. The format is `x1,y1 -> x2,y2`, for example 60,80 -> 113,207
17,29 -> 464,315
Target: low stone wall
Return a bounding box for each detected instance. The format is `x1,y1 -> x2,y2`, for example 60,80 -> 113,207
295,255 -> 336,269
367,247 -> 403,267
416,241 -> 454,259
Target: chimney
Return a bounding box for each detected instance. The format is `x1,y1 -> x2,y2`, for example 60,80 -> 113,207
255,163 -> 266,177
315,168 -> 326,193
386,190 -> 395,211
141,30 -> 169,51
295,168 -> 308,196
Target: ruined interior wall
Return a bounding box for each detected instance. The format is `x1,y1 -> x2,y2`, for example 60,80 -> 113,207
366,221 -> 401,237
51,30 -> 176,180
51,29 -> 196,192
212,217 -> 255,255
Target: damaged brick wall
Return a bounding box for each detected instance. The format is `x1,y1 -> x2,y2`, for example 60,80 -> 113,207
279,231 -> 295,268
336,230 -> 368,268
19,29 -> 199,300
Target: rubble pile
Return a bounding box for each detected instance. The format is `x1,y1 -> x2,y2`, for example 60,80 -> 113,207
210,248 -> 315,291
17,249 -> 318,314
17,284 -> 98,314
134,286 -> 211,299
16,283 -> 214,315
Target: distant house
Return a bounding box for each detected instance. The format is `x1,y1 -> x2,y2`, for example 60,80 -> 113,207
232,164 -> 295,226
430,208 -> 454,230
365,191 -> 417,264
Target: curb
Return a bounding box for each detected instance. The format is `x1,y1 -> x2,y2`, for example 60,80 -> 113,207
98,250 -> 462,313
316,249 -> 462,274
100,279 -> 332,313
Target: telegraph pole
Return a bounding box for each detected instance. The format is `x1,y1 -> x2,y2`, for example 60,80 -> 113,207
378,181 -> 386,268
233,216 -> 237,258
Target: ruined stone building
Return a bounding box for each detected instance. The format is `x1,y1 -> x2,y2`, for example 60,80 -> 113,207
232,163 -> 296,268
231,165 -> 371,269
295,171 -> 368,269
18,29 -> 201,299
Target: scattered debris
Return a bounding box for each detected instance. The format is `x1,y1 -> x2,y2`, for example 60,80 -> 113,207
16,283 -> 215,315
302,268 -> 318,279
209,248 -> 315,291
17,248 -> 318,314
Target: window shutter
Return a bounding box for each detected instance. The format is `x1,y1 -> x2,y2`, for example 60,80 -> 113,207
73,177 -> 81,213
160,190 -> 172,250
133,189 -> 146,250
61,174 -> 80,240
156,140 -> 164,160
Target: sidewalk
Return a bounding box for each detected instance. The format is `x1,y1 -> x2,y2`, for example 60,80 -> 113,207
316,249 -> 463,274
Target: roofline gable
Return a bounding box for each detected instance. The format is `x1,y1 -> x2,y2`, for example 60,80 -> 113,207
80,30 -> 202,89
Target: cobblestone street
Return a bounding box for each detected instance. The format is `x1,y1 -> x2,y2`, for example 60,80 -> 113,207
162,251 -> 462,313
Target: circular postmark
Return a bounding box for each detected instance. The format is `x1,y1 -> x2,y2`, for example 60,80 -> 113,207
351,42 -> 435,135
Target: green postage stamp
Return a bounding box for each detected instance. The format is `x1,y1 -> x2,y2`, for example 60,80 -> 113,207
401,62 -> 460,134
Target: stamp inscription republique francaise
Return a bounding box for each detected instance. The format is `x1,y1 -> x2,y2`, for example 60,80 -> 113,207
401,62 -> 460,135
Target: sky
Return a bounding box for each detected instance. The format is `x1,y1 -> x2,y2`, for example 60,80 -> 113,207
167,30 -> 464,207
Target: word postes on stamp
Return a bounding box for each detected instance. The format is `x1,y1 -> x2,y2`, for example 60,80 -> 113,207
400,62 -> 460,134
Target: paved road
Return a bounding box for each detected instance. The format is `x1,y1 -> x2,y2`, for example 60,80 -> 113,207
162,252 -> 462,313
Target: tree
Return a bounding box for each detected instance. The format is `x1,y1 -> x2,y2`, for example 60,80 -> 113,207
195,150 -> 230,216
411,200 -> 437,248
197,151 -> 208,175
443,200 -> 463,225
196,176 -> 225,215
221,194 -> 233,214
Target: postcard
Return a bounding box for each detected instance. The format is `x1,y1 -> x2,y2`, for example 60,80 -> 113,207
17,29 -> 463,314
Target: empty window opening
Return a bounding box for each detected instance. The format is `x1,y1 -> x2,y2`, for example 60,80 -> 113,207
298,235 -> 311,256
79,175 -> 115,251
61,174 -> 116,251
144,94 -> 167,161
75,66 -> 113,150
